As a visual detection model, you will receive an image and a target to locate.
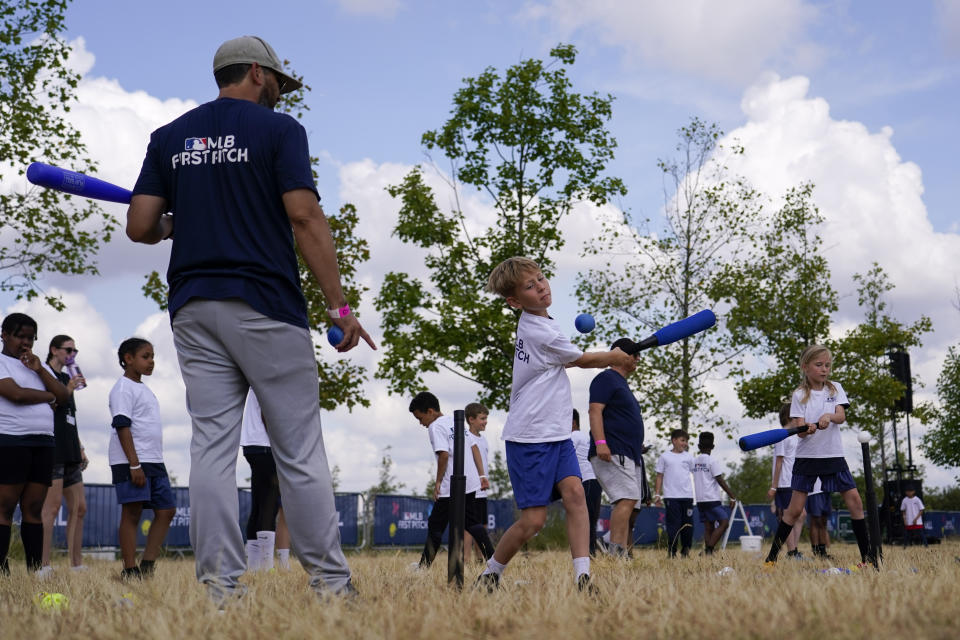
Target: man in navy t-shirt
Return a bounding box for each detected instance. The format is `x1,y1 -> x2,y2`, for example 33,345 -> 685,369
587,337 -> 645,556
126,35 -> 374,600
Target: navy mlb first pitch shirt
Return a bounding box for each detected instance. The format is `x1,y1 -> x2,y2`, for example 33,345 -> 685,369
588,369 -> 645,464
132,97 -> 318,329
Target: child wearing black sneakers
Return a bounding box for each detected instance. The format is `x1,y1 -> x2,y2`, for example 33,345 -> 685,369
765,345 -> 873,566
108,338 -> 175,580
692,432 -> 736,555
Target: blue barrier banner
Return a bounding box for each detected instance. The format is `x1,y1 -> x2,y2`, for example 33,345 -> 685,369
371,495 -> 517,546
28,486 -> 960,550
486,499 -> 515,534
336,493 -> 360,546
28,484 -> 356,548
596,503 -> 779,546
374,494 -> 433,546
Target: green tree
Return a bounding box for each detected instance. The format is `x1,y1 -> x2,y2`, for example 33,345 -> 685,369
724,449 -> 774,504
365,446 -> 405,499
374,44 -> 625,409
922,484 -> 960,510
712,183 -> 836,419
578,118 -> 761,436
921,345 -> 960,476
140,70 -> 371,410
422,471 -> 436,500
486,451 -> 512,500
834,263 -> 931,474
331,464 -> 341,493
1,0 -> 117,309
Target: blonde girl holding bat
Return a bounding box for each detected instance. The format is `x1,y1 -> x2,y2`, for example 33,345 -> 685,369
765,344 -> 873,565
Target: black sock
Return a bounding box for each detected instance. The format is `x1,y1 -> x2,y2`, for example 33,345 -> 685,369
818,544 -> 827,556
851,518 -> 870,562
0,524 -> 10,574
20,522 -> 43,571
139,559 -> 156,576
766,520 -> 794,562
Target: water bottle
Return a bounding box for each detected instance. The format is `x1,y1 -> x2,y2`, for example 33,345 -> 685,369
64,355 -> 86,390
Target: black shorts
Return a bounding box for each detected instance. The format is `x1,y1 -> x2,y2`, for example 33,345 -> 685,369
0,444 -> 55,485
52,462 -> 84,488
474,497 -> 488,528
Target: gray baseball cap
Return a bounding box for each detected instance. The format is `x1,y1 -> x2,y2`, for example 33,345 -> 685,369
213,35 -> 302,95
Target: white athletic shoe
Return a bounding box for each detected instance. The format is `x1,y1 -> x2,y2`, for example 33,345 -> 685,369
70,564 -> 89,572
35,565 -> 55,580
408,561 -> 425,573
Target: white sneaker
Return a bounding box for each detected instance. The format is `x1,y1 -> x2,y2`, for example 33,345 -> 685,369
70,565 -> 89,572
35,565 -> 55,580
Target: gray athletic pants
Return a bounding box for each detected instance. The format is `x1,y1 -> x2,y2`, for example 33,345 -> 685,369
172,299 -> 350,596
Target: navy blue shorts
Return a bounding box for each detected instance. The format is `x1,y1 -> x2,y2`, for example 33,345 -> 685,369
775,488 -> 794,512
506,439 -> 581,509
698,501 -> 728,524
806,492 -> 831,517
114,473 -> 176,510
791,470 -> 856,494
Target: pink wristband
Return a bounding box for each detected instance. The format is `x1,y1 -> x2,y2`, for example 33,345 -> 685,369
595,440 -> 607,445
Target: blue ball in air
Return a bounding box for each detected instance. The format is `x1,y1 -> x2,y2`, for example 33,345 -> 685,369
575,313 -> 595,334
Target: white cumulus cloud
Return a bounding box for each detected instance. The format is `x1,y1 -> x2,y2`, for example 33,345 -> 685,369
519,0 -> 820,84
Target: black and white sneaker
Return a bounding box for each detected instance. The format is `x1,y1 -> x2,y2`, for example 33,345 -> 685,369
577,574 -> 599,595
474,572 -> 500,593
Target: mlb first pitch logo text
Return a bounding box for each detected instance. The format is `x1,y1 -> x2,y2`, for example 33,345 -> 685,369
172,135 -> 248,168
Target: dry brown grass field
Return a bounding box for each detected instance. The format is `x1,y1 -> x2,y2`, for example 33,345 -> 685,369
2,542 -> 959,640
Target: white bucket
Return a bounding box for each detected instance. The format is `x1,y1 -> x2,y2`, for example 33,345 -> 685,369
739,535 -> 762,552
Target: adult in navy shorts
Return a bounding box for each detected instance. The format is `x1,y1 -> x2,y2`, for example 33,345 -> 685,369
127,36 -> 375,600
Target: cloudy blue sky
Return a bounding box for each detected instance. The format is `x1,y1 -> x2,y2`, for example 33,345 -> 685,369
3,0 -> 959,491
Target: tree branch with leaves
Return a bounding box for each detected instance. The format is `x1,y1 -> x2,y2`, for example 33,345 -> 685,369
1,0 -> 117,310
375,44 -> 625,409
578,118 -> 761,437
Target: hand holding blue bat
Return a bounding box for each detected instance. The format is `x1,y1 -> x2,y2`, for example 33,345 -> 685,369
738,424 -> 814,451
617,309 -> 717,355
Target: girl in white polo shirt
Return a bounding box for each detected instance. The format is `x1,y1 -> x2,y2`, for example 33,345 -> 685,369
0,313 -> 69,575
765,345 -> 872,566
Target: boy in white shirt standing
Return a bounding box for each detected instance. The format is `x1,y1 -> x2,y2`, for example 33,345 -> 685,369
477,257 -> 634,592
692,432 -> 736,555
900,486 -> 927,547
654,430 -> 695,558
410,392 -> 494,569
465,402 -> 491,563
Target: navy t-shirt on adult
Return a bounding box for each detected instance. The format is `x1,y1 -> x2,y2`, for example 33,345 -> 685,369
132,97 -> 318,329
588,368 -> 644,464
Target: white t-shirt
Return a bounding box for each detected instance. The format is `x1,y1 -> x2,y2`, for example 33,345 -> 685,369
901,495 -> 924,525
570,429 -> 596,481
692,452 -> 724,502
655,450 -> 694,499
0,353 -> 54,437
108,376 -> 164,465
502,312 -> 583,443
472,431 -> 490,498
241,388 -> 270,447
428,414 -> 481,498
771,436 -> 798,488
791,382 -> 849,458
